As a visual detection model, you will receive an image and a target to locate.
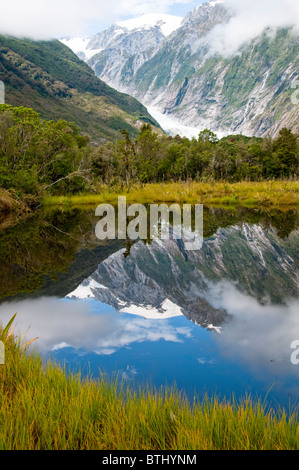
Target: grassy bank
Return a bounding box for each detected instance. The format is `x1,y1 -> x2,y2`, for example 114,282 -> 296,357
42,181 -> 299,208
1,319 -> 298,451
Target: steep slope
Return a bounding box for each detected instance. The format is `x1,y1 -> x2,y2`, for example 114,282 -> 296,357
62,14 -> 183,95
76,1 -> 299,138
136,4 -> 299,138
0,35 -> 160,142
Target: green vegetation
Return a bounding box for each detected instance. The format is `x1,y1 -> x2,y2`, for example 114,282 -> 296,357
94,126 -> 297,184
0,35 -> 160,142
0,105 -> 298,212
0,32 -> 298,453
0,104 -> 91,204
0,207 -> 125,301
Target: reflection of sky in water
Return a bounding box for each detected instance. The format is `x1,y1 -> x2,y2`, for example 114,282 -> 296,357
0,280 -> 299,411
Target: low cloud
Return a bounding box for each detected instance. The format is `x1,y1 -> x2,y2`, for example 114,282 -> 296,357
0,0 -> 194,39
1,0 -> 298,47
205,0 -> 299,56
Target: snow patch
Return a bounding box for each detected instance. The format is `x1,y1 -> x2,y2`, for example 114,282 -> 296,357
207,324 -> 222,334
209,0 -> 225,7
147,106 -> 201,139
60,37 -> 90,53
116,14 -> 183,37
67,279 -> 108,299
60,37 -> 103,60
83,48 -> 104,59
120,298 -> 183,319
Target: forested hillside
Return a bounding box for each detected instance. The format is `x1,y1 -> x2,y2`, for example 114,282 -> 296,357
0,35 -> 160,142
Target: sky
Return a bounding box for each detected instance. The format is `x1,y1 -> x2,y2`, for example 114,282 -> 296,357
0,0 -> 298,51
0,0 -> 201,39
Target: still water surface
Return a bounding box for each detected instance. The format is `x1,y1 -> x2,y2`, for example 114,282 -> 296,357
0,205 -> 298,411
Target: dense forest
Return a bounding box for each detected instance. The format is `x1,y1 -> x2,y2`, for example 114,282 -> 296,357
94,124 -> 299,185
0,104 -> 298,207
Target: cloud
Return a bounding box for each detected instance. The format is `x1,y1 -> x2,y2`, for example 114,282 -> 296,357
0,0 -> 194,39
0,297 -> 191,354
1,0 -> 298,46
203,280 -> 299,373
205,0 -> 299,56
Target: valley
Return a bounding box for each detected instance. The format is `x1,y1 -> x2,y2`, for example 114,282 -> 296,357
63,2 -> 299,139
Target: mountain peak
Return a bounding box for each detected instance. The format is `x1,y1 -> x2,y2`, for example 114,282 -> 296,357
116,13 -> 183,37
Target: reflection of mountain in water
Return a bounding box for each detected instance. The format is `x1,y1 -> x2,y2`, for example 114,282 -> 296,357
68,223 -> 299,328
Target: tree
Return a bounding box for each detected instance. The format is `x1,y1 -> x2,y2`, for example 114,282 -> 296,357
198,129 -> 219,144
0,105 -> 91,196
117,129 -> 136,186
135,124 -> 161,182
273,128 -> 299,177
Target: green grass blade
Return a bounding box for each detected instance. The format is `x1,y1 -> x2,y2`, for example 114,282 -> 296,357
0,313 -> 17,342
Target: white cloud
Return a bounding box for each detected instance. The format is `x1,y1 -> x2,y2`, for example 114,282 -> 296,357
1,0 -> 298,46
203,280 -> 299,372
0,0 -> 195,39
0,297 -> 191,354
206,0 -> 299,56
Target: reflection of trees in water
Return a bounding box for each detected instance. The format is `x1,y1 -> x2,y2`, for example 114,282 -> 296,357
0,205 -> 297,301
202,206 -> 299,240
0,208 -> 123,301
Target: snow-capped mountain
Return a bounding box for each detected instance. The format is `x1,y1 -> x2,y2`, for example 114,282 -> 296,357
61,13 -> 183,70
116,14 -> 183,37
61,1 -> 299,138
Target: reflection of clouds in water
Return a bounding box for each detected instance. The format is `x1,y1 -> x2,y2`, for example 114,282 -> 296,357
203,280 -> 299,370
197,358 -> 216,365
121,365 -> 138,381
1,283 -> 298,380
0,297 -> 192,355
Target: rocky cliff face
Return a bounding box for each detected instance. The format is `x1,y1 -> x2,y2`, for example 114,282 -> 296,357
88,25 -> 166,95
61,14 -> 183,94
63,1 -> 299,138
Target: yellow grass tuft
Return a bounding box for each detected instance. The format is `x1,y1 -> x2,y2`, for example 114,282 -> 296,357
42,181 -> 299,208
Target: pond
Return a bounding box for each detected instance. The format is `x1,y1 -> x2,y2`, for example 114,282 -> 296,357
0,204 -> 298,412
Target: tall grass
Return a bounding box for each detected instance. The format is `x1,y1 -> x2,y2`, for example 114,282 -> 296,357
42,181 -> 299,208
0,318 -> 298,450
